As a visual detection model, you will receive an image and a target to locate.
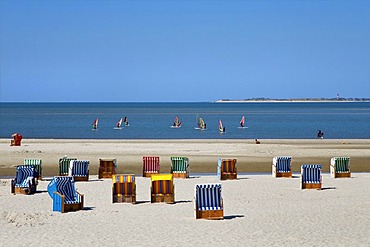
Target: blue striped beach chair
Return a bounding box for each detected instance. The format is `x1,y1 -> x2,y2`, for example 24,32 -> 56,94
301,164 -> 322,189
272,156 -> 292,178
59,157 -> 77,176
217,158 -> 237,180
99,158 -> 117,179
112,174 -> 136,203
194,183 -> 223,220
24,159 -> 42,180
68,160 -> 89,181
330,157 -> 351,178
11,165 -> 38,195
170,157 -> 189,178
47,176 -> 84,213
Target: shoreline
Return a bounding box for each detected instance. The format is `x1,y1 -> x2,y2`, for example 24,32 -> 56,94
1,138 -> 369,176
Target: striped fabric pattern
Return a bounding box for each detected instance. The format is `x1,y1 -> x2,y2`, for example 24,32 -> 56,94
48,176 -> 80,204
113,182 -> 135,196
69,160 -> 89,177
152,180 -> 174,195
59,157 -> 77,175
14,165 -> 38,187
112,174 -> 135,183
143,156 -> 160,173
301,164 -> 322,184
273,156 -> 292,172
331,157 -> 350,173
170,157 -> 189,173
24,159 -> 42,177
195,184 -> 222,211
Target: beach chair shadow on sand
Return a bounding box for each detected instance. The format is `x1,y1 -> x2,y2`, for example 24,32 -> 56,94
170,156 -> 189,178
301,164 -> 322,190
99,158 -> 117,179
218,158 -> 237,180
112,174 -> 136,204
143,156 -> 160,177
194,183 -> 224,220
47,176 -> 84,213
151,174 -> 175,204
330,157 -> 351,178
272,156 -> 292,178
11,165 -> 38,195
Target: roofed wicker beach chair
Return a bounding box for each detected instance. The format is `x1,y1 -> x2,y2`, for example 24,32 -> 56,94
98,158 -> 117,179
170,156 -> 189,178
47,176 -> 84,213
112,174 -> 136,203
143,156 -> 160,177
217,158 -> 237,180
301,164 -> 322,190
272,156 -> 292,178
68,160 -> 89,181
194,183 -> 223,220
24,159 -> 42,180
330,157 -> 351,178
59,157 -> 77,176
151,174 -> 174,204
11,165 -> 38,195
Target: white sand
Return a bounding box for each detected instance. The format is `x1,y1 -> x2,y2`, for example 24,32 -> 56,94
1,174 -> 370,246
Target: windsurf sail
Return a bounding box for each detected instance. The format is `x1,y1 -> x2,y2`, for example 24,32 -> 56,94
240,116 -> 245,127
92,118 -> 99,129
219,119 -> 225,132
124,117 -> 129,126
199,117 -> 206,129
116,118 -> 123,128
173,116 -> 181,127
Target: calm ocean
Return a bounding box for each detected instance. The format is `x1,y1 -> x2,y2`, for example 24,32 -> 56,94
0,102 -> 369,139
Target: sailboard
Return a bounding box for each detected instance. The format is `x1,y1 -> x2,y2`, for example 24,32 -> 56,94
92,118 -> 99,130
171,116 -> 182,128
219,119 -> 225,133
238,116 -> 248,129
114,118 -> 123,130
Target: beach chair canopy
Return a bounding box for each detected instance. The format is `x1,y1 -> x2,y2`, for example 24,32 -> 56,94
48,176 -> 81,204
301,164 -> 322,183
69,160 -> 89,177
195,184 -> 222,211
273,156 -> 292,173
170,157 -> 189,173
14,165 -> 38,187
151,174 -> 174,195
218,158 -> 237,173
112,174 -> 135,183
331,157 -> 350,173
143,156 -> 160,172
24,159 -> 42,178
59,157 -> 77,175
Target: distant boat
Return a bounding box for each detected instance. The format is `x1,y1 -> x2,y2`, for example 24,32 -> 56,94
195,115 -> 206,130
171,116 -> 182,128
219,119 -> 225,133
114,118 -> 123,129
123,116 -> 129,126
92,118 -> 99,130
238,116 -> 248,129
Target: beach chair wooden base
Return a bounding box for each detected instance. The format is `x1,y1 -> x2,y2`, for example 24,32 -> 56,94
173,172 -> 188,179
113,195 -> 136,203
151,194 -> 175,204
195,209 -> 224,220
54,192 -> 84,213
73,175 -> 89,182
301,183 -> 322,190
274,171 -> 292,178
333,172 -> 351,178
99,172 -> 115,179
143,172 -> 158,178
220,173 -> 237,180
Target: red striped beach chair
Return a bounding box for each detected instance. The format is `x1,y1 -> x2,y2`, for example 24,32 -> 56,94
151,174 -> 174,204
272,156 -> 292,178
330,157 -> 351,178
99,158 -> 117,179
301,164 -> 322,189
194,183 -> 223,220
68,160 -> 89,182
170,156 -> 189,178
217,158 -> 237,180
112,174 -> 136,203
143,156 -> 160,177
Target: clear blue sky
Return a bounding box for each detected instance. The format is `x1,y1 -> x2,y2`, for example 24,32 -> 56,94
1,0 -> 369,102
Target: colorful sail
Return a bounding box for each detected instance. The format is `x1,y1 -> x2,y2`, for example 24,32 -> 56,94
92,118 -> 98,129
219,119 -> 225,132
116,118 -> 123,128
173,116 -> 181,127
240,116 -> 245,127
199,117 -> 206,129
124,117 -> 129,126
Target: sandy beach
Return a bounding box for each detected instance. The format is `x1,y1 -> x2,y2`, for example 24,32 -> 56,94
1,138 -> 370,246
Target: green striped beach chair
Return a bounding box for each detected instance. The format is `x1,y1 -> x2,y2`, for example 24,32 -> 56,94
24,159 -> 42,180
170,157 -> 189,178
330,157 -> 351,178
59,157 -> 77,176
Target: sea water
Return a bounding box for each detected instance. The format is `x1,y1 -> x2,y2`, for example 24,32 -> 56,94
0,102 -> 369,139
